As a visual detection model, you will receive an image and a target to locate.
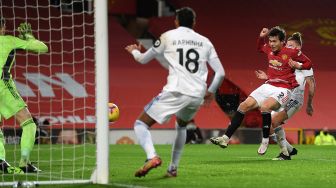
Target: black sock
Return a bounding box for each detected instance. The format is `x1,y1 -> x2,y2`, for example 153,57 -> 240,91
262,112 -> 272,138
225,110 -> 245,138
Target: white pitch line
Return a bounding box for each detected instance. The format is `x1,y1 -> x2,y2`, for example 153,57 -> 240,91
112,183 -> 149,188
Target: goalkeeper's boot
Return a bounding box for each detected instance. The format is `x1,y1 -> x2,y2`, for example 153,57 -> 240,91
257,140 -> 269,155
0,160 -> 24,174
20,163 -> 42,173
272,153 -> 291,160
209,136 -> 229,148
289,148 -> 298,156
164,167 -> 177,178
135,156 -> 162,177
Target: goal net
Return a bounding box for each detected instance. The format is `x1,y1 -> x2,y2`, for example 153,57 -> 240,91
0,0 -> 109,185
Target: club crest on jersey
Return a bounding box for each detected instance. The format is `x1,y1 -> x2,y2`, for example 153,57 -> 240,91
153,39 -> 161,48
282,54 -> 288,60
269,60 -> 282,67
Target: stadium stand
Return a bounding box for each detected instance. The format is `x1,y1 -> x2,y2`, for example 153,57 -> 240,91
4,0 -> 336,131
146,0 -> 336,130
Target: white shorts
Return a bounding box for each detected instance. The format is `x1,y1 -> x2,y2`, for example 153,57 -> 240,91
284,98 -> 302,118
249,84 -> 291,112
144,91 -> 204,124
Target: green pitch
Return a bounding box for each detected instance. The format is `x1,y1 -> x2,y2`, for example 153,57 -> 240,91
1,144 -> 336,188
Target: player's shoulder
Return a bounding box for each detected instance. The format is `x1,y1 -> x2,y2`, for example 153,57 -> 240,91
283,46 -> 301,56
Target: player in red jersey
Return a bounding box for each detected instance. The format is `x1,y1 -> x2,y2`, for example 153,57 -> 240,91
210,26 -> 312,160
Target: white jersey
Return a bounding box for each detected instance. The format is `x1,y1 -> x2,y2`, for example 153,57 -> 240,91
151,27 -> 222,97
291,68 -> 314,104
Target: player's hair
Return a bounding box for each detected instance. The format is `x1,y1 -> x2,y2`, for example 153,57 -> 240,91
268,26 -> 286,42
288,32 -> 302,47
0,16 -> 5,27
176,7 -> 196,29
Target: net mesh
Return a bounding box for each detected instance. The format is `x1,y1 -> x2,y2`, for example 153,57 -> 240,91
1,0 -> 96,183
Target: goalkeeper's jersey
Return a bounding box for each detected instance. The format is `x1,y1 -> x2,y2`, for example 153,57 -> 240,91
0,35 -> 48,80
152,26 -> 221,97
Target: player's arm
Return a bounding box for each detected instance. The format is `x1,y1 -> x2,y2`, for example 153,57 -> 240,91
125,43 -> 157,64
14,22 -> 48,53
126,35 -> 166,64
255,70 -> 268,80
289,50 -> 312,70
205,53 -> 225,105
257,28 -> 269,53
305,75 -> 316,116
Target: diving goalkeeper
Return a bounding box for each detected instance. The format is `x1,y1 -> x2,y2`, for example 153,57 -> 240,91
0,17 -> 48,174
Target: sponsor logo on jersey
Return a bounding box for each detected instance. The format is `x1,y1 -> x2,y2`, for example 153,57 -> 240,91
269,60 -> 282,66
282,54 -> 288,60
154,39 -> 161,48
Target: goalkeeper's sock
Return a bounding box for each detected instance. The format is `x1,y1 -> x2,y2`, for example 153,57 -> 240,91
225,110 -> 245,138
169,123 -> 186,171
19,118 -> 36,167
134,120 -> 157,159
0,129 -> 6,160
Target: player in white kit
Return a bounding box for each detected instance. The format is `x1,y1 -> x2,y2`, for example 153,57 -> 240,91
125,7 -> 225,177
255,32 -> 316,160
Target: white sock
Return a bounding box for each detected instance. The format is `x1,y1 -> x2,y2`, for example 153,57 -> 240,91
134,120 -> 156,159
262,137 -> 269,144
275,126 -> 289,156
270,133 -> 277,143
169,123 -> 186,171
222,134 -> 229,141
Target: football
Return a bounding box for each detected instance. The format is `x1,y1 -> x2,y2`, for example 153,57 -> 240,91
108,103 -> 120,122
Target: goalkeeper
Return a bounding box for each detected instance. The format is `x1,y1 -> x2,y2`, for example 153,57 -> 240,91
0,17 -> 48,174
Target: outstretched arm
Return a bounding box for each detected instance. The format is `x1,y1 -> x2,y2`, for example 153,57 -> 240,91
204,57 -> 225,106
305,76 -> 316,116
257,28 -> 269,53
14,22 -> 48,53
125,43 -> 157,64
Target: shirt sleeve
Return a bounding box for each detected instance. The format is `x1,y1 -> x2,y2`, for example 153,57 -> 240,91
207,45 -> 225,93
12,36 -> 48,53
131,48 -> 158,64
291,49 -> 312,70
151,34 -> 166,54
257,37 -> 269,53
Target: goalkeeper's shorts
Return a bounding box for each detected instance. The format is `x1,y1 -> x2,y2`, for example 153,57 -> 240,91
0,78 -> 27,119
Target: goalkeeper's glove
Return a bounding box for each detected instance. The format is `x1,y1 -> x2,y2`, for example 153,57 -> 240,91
17,22 -> 35,40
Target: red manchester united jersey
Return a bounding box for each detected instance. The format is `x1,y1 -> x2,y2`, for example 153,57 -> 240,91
257,37 -> 312,89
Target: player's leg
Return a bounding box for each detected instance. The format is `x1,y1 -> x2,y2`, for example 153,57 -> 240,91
273,100 -> 301,158
133,111 -> 161,177
210,84 -> 268,148
0,116 -> 5,162
134,91 -> 183,177
257,85 -> 291,155
210,96 -> 258,148
0,81 -> 25,173
166,97 -> 202,177
14,108 -> 42,172
0,124 -> 24,174
165,119 -> 187,178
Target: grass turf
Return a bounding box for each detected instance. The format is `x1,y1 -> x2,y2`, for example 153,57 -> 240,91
1,144 -> 336,187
